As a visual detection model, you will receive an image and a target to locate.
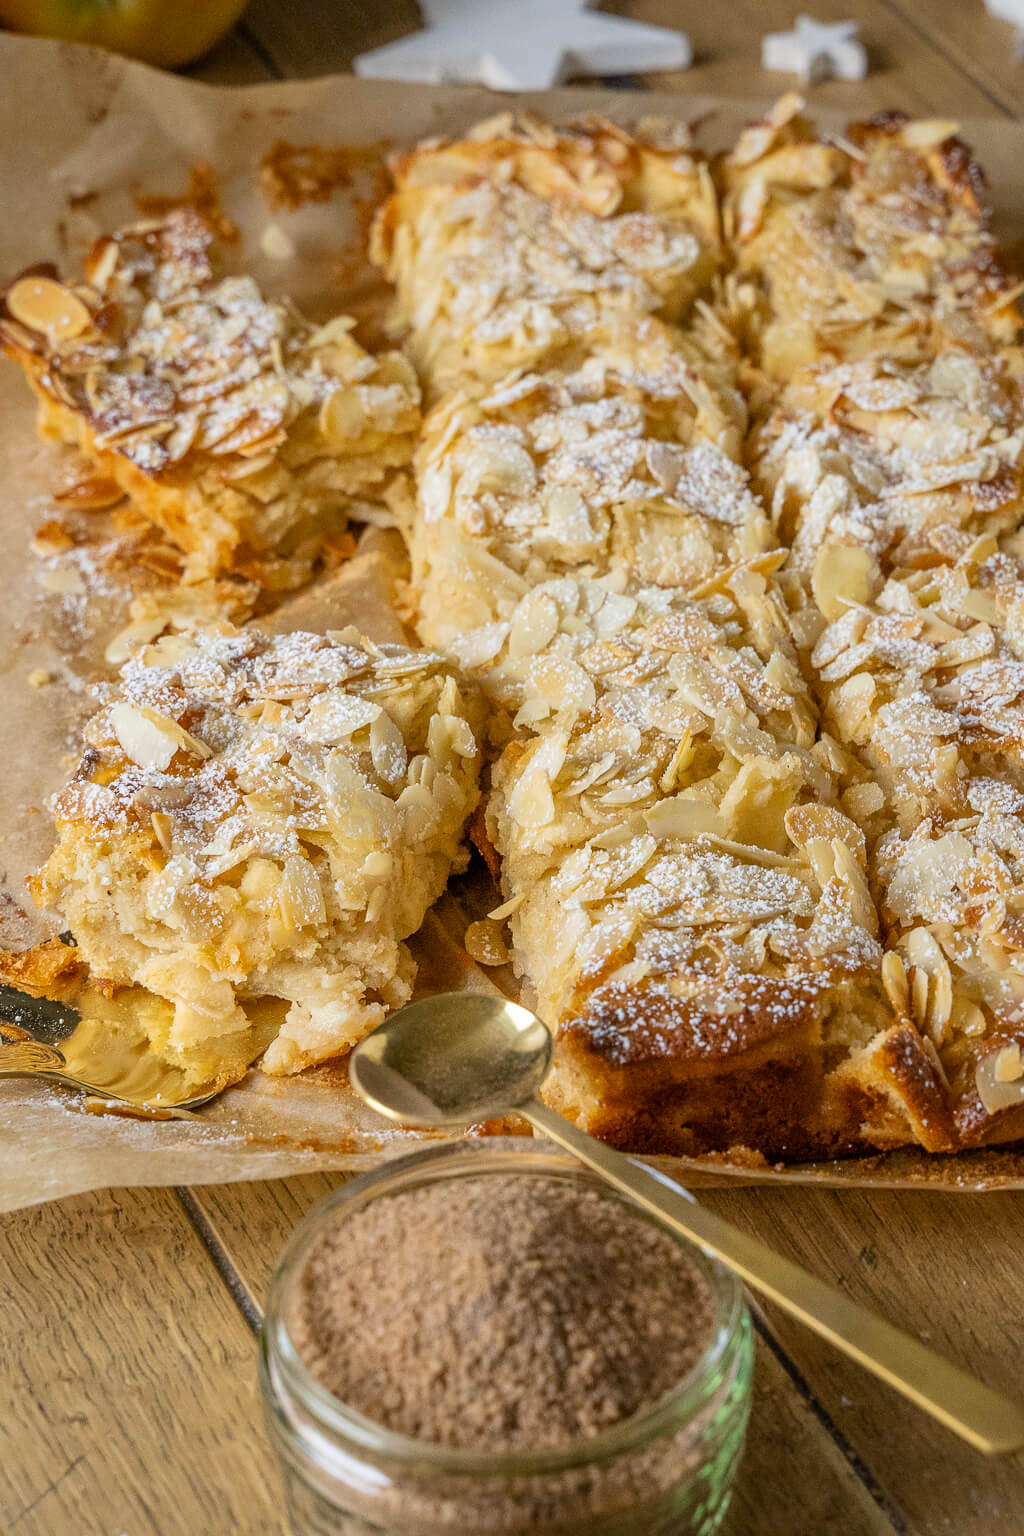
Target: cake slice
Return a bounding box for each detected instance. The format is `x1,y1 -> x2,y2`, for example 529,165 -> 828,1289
807,541 -> 1024,1147
750,351 -> 1024,595
483,568 -> 935,1160
0,210 -> 420,586
719,95 -> 1022,380
409,317 -> 769,658
371,113 -> 722,396
32,624 -> 480,1078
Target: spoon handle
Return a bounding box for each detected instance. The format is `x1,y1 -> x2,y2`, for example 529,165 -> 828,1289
521,1097 -> 1024,1456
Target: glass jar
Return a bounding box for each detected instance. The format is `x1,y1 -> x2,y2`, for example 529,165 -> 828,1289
260,1139 -> 753,1536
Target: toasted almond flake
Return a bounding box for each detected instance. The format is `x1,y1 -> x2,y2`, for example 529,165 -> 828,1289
38,566 -> 86,596
658,732 -> 695,795
7,276 -> 91,340
841,782 -> 885,822
645,794 -> 721,840
812,543 -> 878,624
151,812 -> 174,852
282,854 -> 327,929
487,894 -> 523,921
976,1051 -> 1024,1115
785,803 -> 866,866
110,703 -> 180,772
881,950 -> 909,1015
370,710 -> 408,788
995,1044 -> 1023,1082
260,222 -> 298,261
54,475 -> 123,511
464,918 -> 510,967
362,850 -> 393,879
109,703 -> 210,771
900,118 -> 959,149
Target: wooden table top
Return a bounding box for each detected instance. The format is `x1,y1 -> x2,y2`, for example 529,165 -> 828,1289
4,4 -> 1024,1533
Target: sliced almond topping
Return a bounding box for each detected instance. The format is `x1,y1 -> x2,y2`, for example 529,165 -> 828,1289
110,703 -> 210,772
881,950 -> 910,1015
362,850 -> 393,880
7,277 -> 91,342
464,918 -> 510,967
900,118 -> 959,150
995,1043 -> 1023,1083
150,812 -> 174,852
645,794 -> 721,839
370,710 -> 408,788
812,542 -> 878,624
261,223 -> 298,262
841,782 -> 885,823
785,803 -> 866,867
54,475 -> 124,511
976,1049 -> 1024,1116
110,703 -> 180,772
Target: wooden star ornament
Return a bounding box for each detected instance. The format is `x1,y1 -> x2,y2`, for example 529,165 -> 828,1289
354,0 -> 692,90
761,15 -> 868,85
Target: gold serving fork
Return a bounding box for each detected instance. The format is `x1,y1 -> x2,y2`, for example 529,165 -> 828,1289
0,980 -> 256,1117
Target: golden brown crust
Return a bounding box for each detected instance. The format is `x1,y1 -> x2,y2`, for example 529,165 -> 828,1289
0,936 -> 86,1001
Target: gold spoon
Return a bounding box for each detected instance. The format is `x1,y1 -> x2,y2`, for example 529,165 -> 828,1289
350,991 -> 1024,1457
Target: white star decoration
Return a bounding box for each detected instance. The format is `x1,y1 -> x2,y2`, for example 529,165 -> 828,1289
761,15 -> 867,85
354,0 -> 692,91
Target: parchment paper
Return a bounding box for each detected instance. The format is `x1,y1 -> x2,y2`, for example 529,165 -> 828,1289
3,33 -> 1024,1208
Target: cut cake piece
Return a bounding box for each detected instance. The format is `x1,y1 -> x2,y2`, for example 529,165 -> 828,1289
0,210 -> 420,586
32,624 -> 480,1079
410,317 -> 769,656
750,351 -> 1024,598
371,113 -> 722,396
718,95 -> 1022,380
483,568 -> 935,1160
808,540 -> 1024,1147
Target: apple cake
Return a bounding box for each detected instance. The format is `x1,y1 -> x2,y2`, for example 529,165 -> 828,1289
12,98 -> 1024,1159
371,113 -> 722,397
0,209 -> 420,586
31,624 -> 480,1079
808,538 -> 1024,1147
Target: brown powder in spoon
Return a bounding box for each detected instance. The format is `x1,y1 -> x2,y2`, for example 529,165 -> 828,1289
289,1172 -> 715,1453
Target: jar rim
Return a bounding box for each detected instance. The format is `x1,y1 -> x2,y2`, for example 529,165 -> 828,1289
262,1138 -> 747,1477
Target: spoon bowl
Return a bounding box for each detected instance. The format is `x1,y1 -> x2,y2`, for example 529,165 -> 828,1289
349,992 -> 551,1126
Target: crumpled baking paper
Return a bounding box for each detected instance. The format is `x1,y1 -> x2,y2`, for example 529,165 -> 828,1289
2,33 -> 1024,1207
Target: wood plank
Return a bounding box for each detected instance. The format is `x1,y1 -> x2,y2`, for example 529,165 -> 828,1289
0,1187 -> 289,1536
185,25 -> 278,85
190,1172 -> 348,1309
619,0 -> 1013,117
243,0 -> 420,78
191,1175 -> 896,1536
721,1340 -> 898,1536
883,0 -> 1024,120
242,0 -> 1004,119
699,1188 -> 1024,1536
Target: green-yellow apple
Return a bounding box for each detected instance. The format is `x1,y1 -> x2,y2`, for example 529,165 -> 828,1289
0,0 -> 251,67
